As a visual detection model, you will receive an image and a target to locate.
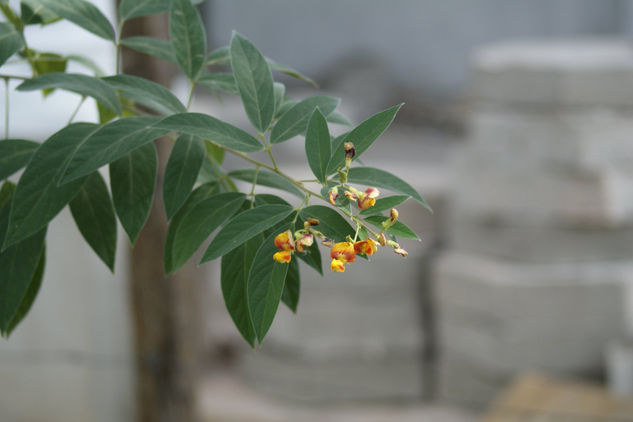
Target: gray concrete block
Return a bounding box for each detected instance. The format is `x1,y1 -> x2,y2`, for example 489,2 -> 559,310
238,348 -> 424,402
470,40 -> 633,108
450,217 -> 633,263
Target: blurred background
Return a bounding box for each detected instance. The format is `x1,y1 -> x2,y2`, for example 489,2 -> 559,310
3,0 -> 633,421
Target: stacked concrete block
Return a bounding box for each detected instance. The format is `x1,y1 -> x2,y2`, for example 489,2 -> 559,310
436,40 -> 633,409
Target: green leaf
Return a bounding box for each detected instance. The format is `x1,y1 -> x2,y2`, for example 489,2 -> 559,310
110,142 -> 157,244
347,167 -> 431,211
326,104 -> 403,174
327,110 -> 353,126
253,194 -> 290,207
120,36 -> 176,63
119,0 -> 170,21
270,95 -> 340,144
205,46 -> 229,66
228,168 -> 303,198
200,204 -> 293,263
267,58 -> 318,88
66,54 -> 104,76
163,135 -> 205,220
4,244 -> 45,337
363,215 -> 420,240
61,116 -> 168,184
169,0 -> 206,80
155,113 -> 263,153
164,181 -> 217,272
0,23 -> 24,67
0,182 -> 15,208
198,72 -> 238,95
0,184 -> 46,334
3,124 -> 98,249
166,192 -> 245,274
69,172 -> 117,271
17,73 -> 122,115
359,195 -> 409,215
281,258 -> 299,313
0,139 -> 39,180
204,140 -> 225,164
33,52 -> 67,76
273,82 -> 285,116
230,31 -> 275,132
20,0 -> 60,26
247,230 -> 289,342
305,108 -> 331,184
299,205 -> 354,242
274,99 -> 298,119
39,0 -> 114,41
103,74 -> 186,115
221,234 -> 260,347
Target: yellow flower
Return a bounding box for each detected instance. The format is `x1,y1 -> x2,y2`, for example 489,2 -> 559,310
272,230 -> 294,263
357,187 -> 379,210
273,250 -> 293,263
328,187 -> 339,205
330,258 -> 346,272
274,230 -> 294,251
330,241 -> 356,263
354,238 -> 378,256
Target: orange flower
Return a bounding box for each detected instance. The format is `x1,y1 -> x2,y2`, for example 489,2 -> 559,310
296,233 -> 314,253
354,238 -> 378,256
274,230 -> 294,251
330,241 -> 356,263
330,258 -> 346,272
273,250 -> 293,263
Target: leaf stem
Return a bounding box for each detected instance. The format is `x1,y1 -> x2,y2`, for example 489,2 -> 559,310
249,165 -> 260,208
257,132 -> 279,170
4,78 -> 9,138
68,96 -> 86,124
114,21 -> 124,75
0,74 -> 28,81
186,81 -> 195,109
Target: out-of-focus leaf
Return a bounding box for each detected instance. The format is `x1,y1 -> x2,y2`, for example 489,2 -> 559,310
359,195 -> 409,216
281,258 -> 299,313
205,45 -> 229,66
0,23 -> 24,67
267,58 -> 317,88
327,110 -> 353,126
20,0 -> 60,26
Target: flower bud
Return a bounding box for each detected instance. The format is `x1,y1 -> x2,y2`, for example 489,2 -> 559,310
390,208 -> 399,222
306,218 -> 319,226
328,187 -> 339,205
322,238 -> 334,247
343,142 -> 355,159
377,232 -> 387,247
344,190 -> 357,201
394,248 -> 408,258
387,240 -> 400,249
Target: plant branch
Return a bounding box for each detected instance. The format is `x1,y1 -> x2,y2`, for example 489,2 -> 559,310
4,78 -> 9,138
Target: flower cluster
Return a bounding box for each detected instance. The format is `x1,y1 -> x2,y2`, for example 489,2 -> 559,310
272,220 -> 318,264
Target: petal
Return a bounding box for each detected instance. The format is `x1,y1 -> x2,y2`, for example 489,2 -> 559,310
274,230 -> 295,251
273,250 -> 293,263
330,258 -> 346,272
